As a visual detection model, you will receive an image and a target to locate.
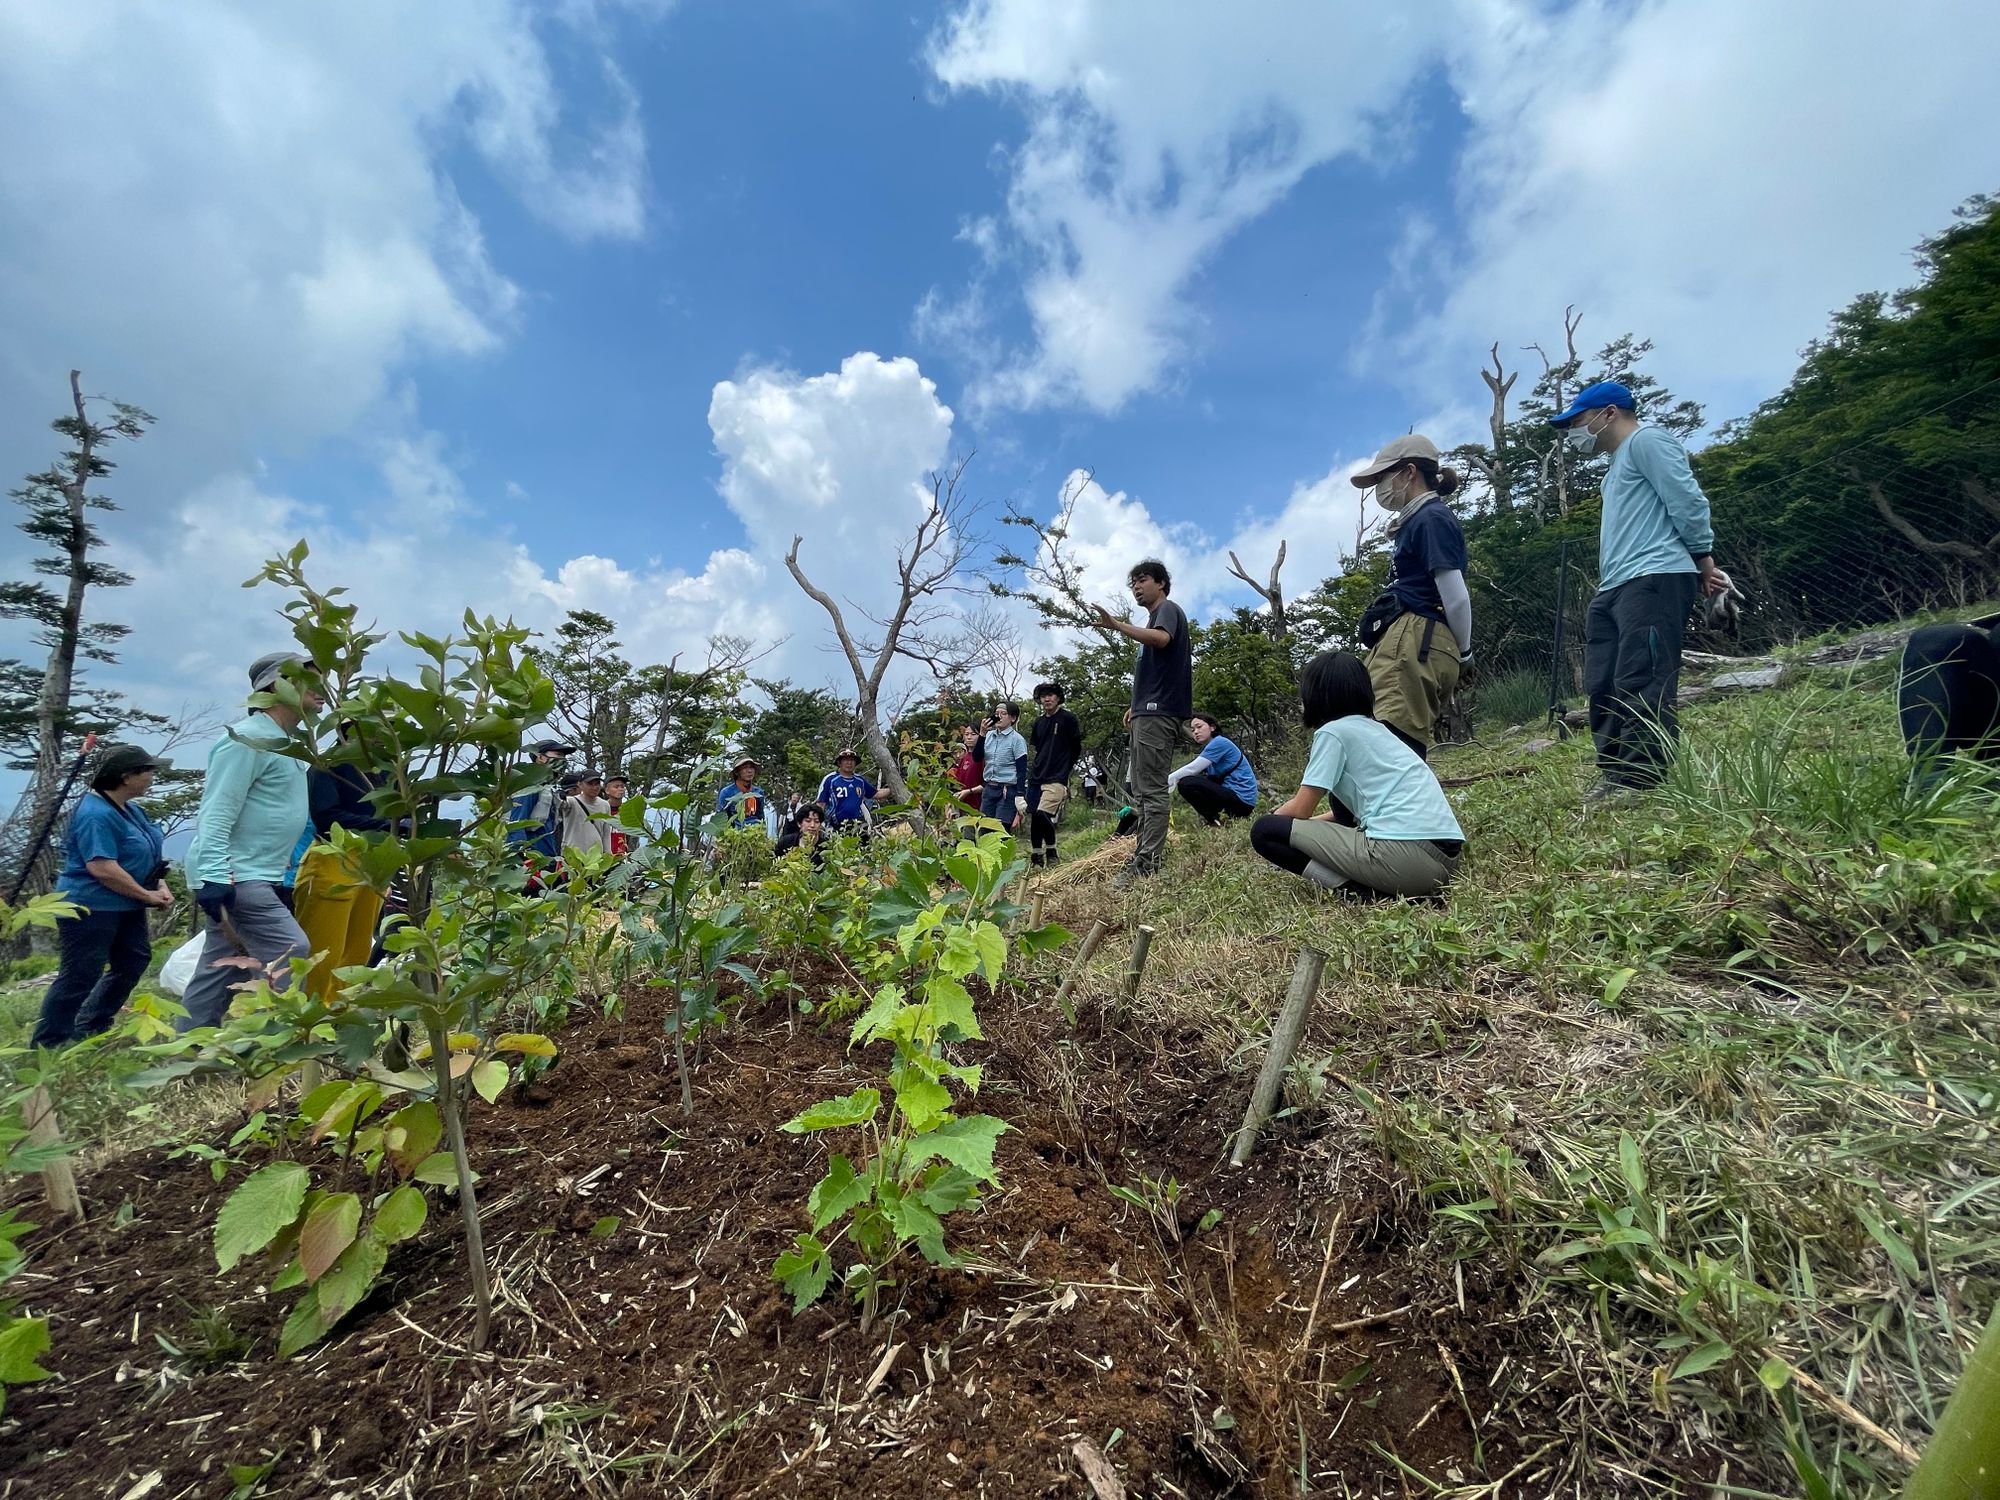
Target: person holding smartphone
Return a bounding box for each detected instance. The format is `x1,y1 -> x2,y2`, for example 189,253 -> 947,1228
978,703 -> 1030,831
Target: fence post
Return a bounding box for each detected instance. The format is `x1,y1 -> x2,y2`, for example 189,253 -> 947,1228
1229,947 -> 1328,1167
1051,918 -> 1110,1026
25,1085 -> 84,1221
1547,538 -> 1573,729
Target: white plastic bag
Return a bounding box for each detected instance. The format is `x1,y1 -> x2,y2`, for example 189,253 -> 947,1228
158,931 -> 205,998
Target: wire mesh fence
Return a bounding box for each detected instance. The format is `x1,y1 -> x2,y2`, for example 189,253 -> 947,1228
1440,380 -> 2000,744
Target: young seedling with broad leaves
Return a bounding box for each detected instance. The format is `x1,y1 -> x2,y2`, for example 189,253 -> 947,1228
776,827 -> 1067,1331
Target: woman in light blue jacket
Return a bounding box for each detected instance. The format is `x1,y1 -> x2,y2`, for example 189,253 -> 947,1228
179,652 -> 321,1031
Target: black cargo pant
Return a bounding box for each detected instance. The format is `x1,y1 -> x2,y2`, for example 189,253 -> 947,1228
1584,572 -> 1699,789
1898,622 -> 2000,766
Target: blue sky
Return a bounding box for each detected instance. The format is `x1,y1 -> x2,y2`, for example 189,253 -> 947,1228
2,0 -> 1997,749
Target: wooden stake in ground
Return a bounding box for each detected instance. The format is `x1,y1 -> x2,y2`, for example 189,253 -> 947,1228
1229,946 -> 1328,1167
24,1085 -> 83,1220
1027,893 -> 1045,931
1110,924 -> 1154,1022
1050,918 -> 1109,1027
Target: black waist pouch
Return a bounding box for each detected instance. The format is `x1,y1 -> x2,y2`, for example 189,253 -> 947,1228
1357,592 -> 1406,650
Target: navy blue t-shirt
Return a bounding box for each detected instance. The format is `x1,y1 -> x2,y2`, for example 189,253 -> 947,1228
1387,502 -> 1468,622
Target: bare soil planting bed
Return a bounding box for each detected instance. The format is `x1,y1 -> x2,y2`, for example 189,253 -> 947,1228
7,981 -> 1587,1498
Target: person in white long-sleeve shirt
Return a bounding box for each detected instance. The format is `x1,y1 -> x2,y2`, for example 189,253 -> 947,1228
1348,434 -> 1471,758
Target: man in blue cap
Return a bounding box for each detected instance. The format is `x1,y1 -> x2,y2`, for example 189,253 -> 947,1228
1551,381 -> 1730,801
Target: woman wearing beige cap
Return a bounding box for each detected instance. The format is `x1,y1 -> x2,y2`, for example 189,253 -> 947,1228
1349,434 -> 1471,757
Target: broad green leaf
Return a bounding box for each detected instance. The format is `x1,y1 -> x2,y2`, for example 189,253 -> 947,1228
1671,1340 -> 1733,1379
1602,967 -> 1636,1006
590,1215 -> 621,1238
850,984 -> 904,1049
781,1088 -> 881,1134
370,1185 -> 426,1246
297,1079 -> 349,1123
216,1162 -> 310,1272
382,1101 -> 442,1179
470,1059 -> 508,1104
1016,922 -> 1073,956
883,1192 -> 947,1259
1756,1356 -> 1792,1392
309,1080 -> 383,1143
808,1154 -> 874,1232
774,1233 -> 833,1312
971,921 -> 1007,985
915,1165 -> 980,1216
314,1236 -> 389,1325
923,975 -> 981,1041
413,1151 -> 462,1186
299,1193 -> 361,1283
0,1317 -> 51,1383
493,1032 -> 557,1058
906,1115 -> 1009,1182
277,1286 -> 329,1358
889,1063 -> 953,1133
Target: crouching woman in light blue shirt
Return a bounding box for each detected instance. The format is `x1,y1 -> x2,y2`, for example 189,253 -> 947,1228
1249,651 -> 1464,900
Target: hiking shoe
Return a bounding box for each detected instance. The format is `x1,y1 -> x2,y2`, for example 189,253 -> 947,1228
1111,862 -> 1151,892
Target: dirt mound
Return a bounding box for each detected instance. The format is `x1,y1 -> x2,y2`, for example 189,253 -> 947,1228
6,984 -> 1525,1497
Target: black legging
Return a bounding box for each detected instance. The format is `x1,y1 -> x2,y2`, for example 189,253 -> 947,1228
1250,814 -> 1308,874
1900,622 -> 2000,762
1175,775 -> 1256,826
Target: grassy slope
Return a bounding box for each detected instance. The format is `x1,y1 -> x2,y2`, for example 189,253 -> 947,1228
1035,646 -> 1998,1495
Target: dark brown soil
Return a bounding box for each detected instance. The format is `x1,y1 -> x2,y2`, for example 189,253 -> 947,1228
5,974 -> 1539,1498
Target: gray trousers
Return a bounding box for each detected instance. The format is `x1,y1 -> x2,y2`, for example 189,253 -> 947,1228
177,880 -> 313,1032
1584,573 -> 1699,789
1128,715 -> 1178,872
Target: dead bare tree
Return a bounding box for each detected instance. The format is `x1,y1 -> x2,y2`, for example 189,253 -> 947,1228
1463,343 -> 1518,512
991,470 -> 1103,634
1863,472 -> 2000,567
785,456 -> 987,803
1226,541 -> 1290,645
1526,307 -> 1584,520
0,370 -> 153,898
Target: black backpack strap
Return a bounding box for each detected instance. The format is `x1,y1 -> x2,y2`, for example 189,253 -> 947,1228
1419,616 -> 1437,664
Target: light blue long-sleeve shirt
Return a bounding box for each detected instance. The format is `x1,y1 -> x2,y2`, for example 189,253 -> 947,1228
187,714 -> 310,884
1597,425 -> 1715,591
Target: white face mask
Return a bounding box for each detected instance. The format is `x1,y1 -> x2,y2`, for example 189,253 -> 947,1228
1565,413 -> 1603,455
1373,474 -> 1407,511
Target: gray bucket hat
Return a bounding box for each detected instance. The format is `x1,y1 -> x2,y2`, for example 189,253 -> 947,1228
248,651 -> 305,693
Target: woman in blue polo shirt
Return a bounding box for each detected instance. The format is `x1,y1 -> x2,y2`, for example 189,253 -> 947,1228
1167,712 -> 1259,824
32,744 -> 175,1048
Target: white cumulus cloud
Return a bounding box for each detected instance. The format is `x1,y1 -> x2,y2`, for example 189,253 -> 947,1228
924,0 -> 1456,414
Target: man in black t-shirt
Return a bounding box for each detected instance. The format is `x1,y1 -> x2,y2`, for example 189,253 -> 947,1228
1025,680 -> 1082,868
1092,558 -> 1191,887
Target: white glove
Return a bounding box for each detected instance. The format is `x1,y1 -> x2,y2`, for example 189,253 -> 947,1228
1014,796 -> 1028,816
